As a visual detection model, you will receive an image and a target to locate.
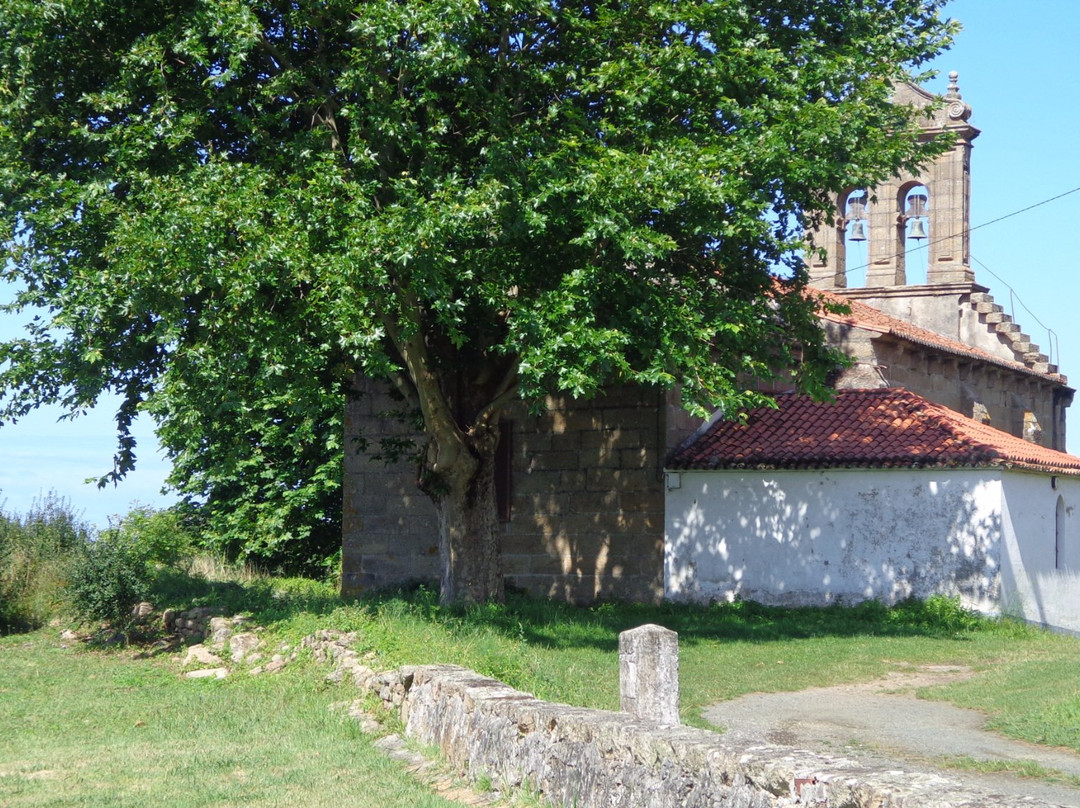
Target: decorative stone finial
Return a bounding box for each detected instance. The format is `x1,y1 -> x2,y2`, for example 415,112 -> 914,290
945,70 -> 962,100
945,70 -> 972,121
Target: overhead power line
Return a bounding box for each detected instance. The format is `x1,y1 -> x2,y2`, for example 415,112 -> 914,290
843,182 -> 1080,276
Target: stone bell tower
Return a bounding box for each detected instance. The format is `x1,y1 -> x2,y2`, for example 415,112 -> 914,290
807,73 -> 1073,452
809,72 -> 979,292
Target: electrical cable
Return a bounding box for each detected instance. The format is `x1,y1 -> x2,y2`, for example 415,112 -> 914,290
843,183 -> 1080,276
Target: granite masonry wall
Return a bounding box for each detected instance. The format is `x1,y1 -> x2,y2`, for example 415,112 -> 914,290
342,380 -> 699,603
308,638 -> 1052,808
825,311 -> 1070,451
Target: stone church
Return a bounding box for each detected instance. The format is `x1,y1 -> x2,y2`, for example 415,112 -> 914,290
341,75 -> 1077,613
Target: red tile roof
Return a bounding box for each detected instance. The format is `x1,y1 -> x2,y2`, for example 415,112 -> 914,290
668,388 -> 1080,476
813,288 -> 1069,386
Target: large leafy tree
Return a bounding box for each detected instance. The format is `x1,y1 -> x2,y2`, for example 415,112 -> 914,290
0,0 -> 955,601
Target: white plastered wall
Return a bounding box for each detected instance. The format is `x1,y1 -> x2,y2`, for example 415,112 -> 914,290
664,468 -> 1003,612
997,471 -> 1080,633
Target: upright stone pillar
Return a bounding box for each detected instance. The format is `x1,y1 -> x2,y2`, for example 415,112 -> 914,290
619,624 -> 679,727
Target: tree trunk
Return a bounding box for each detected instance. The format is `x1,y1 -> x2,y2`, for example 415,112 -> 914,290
385,312 -> 513,604
432,439 -> 504,605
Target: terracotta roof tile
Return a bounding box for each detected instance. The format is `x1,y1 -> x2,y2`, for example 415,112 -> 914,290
668,388 -> 1080,475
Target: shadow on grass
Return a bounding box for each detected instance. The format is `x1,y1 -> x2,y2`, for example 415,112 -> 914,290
150,567 -> 345,624
354,584 -> 1025,654
145,567 -> 1028,655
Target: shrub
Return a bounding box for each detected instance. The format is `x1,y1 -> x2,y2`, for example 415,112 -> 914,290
66,538 -> 153,626
103,506 -> 196,569
0,493 -> 95,633
907,593 -> 984,634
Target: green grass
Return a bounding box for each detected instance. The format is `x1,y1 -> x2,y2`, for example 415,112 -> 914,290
921,657 -> 1080,750
0,632 -> 471,808
7,561 -> 1080,806
936,756 -> 1080,788
216,581 -> 1080,750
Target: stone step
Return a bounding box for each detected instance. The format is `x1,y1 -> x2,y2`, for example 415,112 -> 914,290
1024,351 -> 1050,365
969,292 -> 995,304
995,322 -> 1020,334
973,301 -> 1003,314
983,311 -> 1011,325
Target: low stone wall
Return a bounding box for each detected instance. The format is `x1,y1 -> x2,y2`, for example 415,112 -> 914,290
162,605 -> 216,640
305,644 -> 1052,808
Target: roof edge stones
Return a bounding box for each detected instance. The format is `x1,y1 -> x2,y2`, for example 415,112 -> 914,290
813,286 -> 1071,388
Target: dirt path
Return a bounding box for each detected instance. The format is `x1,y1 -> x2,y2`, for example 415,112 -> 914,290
704,665 -> 1080,807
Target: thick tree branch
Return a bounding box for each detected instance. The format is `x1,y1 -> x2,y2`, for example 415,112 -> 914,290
380,299 -> 467,472
473,357 -> 519,432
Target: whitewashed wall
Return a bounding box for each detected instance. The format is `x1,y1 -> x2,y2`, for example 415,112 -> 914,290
998,472 -> 1080,633
664,468 -> 1003,611
664,466 -> 1080,632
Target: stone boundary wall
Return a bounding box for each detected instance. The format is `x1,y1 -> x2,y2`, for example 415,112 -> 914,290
305,633 -> 1052,808
162,606 -> 216,639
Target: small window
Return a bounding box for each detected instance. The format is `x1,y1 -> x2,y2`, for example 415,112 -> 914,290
495,421 -> 513,522
1056,495 -> 1066,570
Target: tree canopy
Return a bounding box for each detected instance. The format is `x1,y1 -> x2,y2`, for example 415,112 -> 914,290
0,0 -> 956,598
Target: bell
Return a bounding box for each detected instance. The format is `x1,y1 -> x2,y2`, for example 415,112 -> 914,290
848,220 -> 867,242
906,192 -> 929,217
907,218 -> 928,240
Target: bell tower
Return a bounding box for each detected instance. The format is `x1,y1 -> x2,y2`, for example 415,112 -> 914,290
808,74 -> 1072,453
809,72 -> 980,290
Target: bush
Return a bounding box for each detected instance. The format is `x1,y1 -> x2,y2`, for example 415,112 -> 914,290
900,593 -> 984,634
66,539 -> 153,626
103,506 -> 195,569
0,493 -> 95,633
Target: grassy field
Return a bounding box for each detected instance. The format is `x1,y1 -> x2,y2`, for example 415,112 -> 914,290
0,630 -> 481,808
5,569 -> 1080,806
150,572 -> 1080,743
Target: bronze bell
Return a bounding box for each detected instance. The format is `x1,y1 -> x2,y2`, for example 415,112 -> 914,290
907,218 -> 928,240
906,192 -> 929,217
848,220 -> 867,241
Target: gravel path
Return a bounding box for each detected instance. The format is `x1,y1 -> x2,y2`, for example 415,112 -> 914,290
704,665 -> 1080,807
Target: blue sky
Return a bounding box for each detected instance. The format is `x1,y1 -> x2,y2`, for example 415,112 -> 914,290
1,0 -> 1078,528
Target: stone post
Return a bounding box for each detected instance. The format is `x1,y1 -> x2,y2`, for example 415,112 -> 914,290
619,624 -> 679,726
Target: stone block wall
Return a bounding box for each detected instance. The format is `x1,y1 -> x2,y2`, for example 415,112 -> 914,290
880,343 -> 1062,448
826,319 -> 1069,451
354,662 -> 1047,808
342,379 -> 699,602
501,385 -> 680,603
341,384 -> 441,595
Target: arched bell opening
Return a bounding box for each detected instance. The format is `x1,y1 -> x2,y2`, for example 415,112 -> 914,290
900,183 -> 930,285
843,189 -> 870,288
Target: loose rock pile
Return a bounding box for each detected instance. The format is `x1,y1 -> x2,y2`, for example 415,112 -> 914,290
178,614 -> 299,679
